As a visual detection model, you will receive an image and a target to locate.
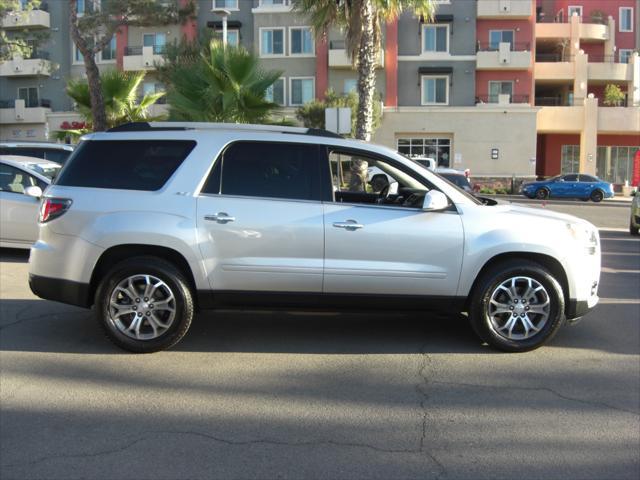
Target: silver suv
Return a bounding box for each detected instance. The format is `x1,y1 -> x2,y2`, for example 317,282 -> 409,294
29,122 -> 601,353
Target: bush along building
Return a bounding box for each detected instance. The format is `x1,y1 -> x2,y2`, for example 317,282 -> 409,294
1,0 -> 638,187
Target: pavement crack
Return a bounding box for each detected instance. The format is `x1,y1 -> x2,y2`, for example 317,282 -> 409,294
430,380 -> 640,416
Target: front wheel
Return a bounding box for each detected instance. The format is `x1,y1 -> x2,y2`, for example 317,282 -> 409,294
469,260 -> 565,352
590,189 -> 604,202
631,220 -> 640,236
95,256 -> 194,353
535,188 -> 549,200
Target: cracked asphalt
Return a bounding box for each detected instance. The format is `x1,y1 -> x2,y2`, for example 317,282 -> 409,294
1,201 -> 639,480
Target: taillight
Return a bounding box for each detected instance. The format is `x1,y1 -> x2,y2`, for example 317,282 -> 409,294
39,198 -> 72,223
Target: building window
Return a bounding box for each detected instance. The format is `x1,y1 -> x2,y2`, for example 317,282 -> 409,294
18,87 -> 38,108
143,33 -> 167,54
619,49 -> 633,64
214,0 -> 238,10
420,76 -> 448,105
489,30 -> 514,50
488,81 -> 513,103
260,28 -> 285,56
290,27 -> 314,55
215,29 -> 239,46
74,45 -> 84,63
290,77 -> 314,106
561,145 -> 580,174
260,0 -> 290,5
422,24 -> 448,53
100,36 -> 116,61
597,146 -> 640,184
76,0 -> 85,14
567,6 -> 582,18
265,78 -> 285,106
344,79 -> 357,94
619,7 -> 633,32
397,137 -> 451,167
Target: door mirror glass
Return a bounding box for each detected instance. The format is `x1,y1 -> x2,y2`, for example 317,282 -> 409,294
24,186 -> 43,198
422,189 -> 449,211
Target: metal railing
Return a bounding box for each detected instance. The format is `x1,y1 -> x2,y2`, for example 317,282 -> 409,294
476,42 -> 530,52
475,95 -> 530,104
535,53 -> 572,62
124,45 -> 166,56
0,98 -> 51,108
534,97 -> 586,106
329,40 -> 345,50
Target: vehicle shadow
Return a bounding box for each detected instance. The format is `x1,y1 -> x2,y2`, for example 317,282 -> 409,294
0,248 -> 30,263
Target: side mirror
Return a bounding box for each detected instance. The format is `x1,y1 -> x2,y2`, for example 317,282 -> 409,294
422,190 -> 449,211
24,186 -> 43,198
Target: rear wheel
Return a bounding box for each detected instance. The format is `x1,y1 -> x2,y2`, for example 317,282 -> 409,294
469,260 -> 565,352
631,220 -> 640,236
590,189 -> 604,202
95,256 -> 194,353
535,188 -> 549,200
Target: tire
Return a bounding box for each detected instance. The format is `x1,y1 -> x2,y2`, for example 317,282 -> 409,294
535,188 -> 549,200
95,256 -> 194,353
590,189 -> 604,202
469,260 -> 565,352
631,221 -> 640,236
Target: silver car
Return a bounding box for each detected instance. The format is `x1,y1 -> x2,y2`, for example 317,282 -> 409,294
0,156 -> 60,249
28,122 -> 601,353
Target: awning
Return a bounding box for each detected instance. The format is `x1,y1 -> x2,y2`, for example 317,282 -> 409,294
207,20 -> 242,29
418,67 -> 453,75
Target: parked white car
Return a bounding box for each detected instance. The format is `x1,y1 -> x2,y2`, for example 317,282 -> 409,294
0,156 -> 60,249
0,142 -> 74,166
29,122 -> 601,353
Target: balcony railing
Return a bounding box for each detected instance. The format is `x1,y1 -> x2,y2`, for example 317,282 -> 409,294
587,54 -> 617,63
125,45 -> 166,55
0,98 -> 51,108
477,42 -> 530,52
534,97 -> 587,106
329,40 -> 346,50
476,94 -> 529,104
535,53 -> 573,62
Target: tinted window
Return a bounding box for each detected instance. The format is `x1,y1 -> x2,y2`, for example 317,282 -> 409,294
56,140 -> 195,191
43,149 -> 72,165
580,175 -> 598,182
0,147 -> 45,159
217,142 -> 319,201
563,174 -> 578,182
440,173 -> 470,189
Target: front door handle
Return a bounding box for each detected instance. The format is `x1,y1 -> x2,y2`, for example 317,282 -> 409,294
204,212 -> 236,224
333,219 -> 364,231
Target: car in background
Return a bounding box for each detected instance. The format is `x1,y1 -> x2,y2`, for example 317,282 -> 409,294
0,155 -> 60,249
435,167 -> 474,194
0,142 -> 74,166
630,191 -> 640,235
521,174 -> 614,202
412,156 -> 436,170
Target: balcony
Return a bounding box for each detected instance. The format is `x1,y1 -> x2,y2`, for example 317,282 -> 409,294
598,106 -> 640,133
476,42 -> 531,70
537,106 -> 584,133
535,20 -> 608,42
534,60 -> 573,81
328,40 -> 383,69
578,22 -> 608,42
587,56 -> 633,82
0,99 -> 51,124
475,94 -> 530,106
477,0 -> 532,19
1,8 -> 50,29
123,45 -> 166,71
0,52 -> 52,77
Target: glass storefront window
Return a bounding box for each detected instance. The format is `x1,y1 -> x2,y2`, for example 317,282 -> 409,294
397,137 -> 451,167
561,145 -> 579,173
597,146 -> 640,184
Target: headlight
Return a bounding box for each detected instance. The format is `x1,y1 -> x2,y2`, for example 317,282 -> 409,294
567,223 -> 599,255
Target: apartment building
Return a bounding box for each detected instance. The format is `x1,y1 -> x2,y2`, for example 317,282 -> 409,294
1,0 -> 638,184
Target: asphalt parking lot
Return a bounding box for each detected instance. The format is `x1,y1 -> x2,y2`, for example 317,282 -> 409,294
1,199 -> 639,480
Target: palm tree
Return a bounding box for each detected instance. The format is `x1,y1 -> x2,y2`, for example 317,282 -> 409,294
56,69 -> 166,140
161,40 -> 283,123
294,0 -> 436,141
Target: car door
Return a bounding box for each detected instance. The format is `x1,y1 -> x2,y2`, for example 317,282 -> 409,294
0,163 -> 42,245
196,141 -> 325,293
322,148 -> 465,298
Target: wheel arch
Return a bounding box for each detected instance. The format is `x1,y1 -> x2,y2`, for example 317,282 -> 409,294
89,244 -> 198,309
465,252 -> 570,315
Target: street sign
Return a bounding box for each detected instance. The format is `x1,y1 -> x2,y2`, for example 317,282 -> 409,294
325,107 -> 351,135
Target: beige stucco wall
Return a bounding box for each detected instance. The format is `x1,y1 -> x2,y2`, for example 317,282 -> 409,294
373,107 -> 538,177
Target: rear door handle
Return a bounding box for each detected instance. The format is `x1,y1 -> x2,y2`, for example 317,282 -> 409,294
204,212 -> 235,224
333,220 -> 364,231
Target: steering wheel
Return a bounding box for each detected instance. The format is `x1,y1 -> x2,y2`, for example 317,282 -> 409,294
376,183 -> 391,204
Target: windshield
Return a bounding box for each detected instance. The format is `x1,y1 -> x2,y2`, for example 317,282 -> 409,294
24,162 -> 61,180
440,173 -> 470,189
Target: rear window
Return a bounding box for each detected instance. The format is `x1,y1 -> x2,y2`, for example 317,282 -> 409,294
56,140 -> 195,191
441,173 -> 470,189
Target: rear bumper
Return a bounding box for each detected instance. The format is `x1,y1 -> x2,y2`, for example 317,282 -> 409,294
29,274 -> 91,308
566,298 -> 595,319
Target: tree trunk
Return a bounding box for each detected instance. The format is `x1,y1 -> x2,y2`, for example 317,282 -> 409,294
68,0 -> 107,131
355,0 -> 376,141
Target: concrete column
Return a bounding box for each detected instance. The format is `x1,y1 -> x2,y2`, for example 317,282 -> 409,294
631,53 -> 640,107
579,94 -> 598,175
573,50 -> 588,105
384,18 -> 398,107
604,16 -> 615,59
569,12 -> 580,58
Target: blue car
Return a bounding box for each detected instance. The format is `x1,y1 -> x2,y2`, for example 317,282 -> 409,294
521,174 -> 614,202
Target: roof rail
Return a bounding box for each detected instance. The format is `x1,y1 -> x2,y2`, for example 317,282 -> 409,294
108,122 -> 190,132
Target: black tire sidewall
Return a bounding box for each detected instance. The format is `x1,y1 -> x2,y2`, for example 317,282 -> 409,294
536,188 -> 548,200
590,190 -> 603,202
95,258 -> 193,353
470,262 -> 565,352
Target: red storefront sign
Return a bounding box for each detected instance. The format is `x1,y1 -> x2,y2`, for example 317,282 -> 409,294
632,150 -> 640,187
